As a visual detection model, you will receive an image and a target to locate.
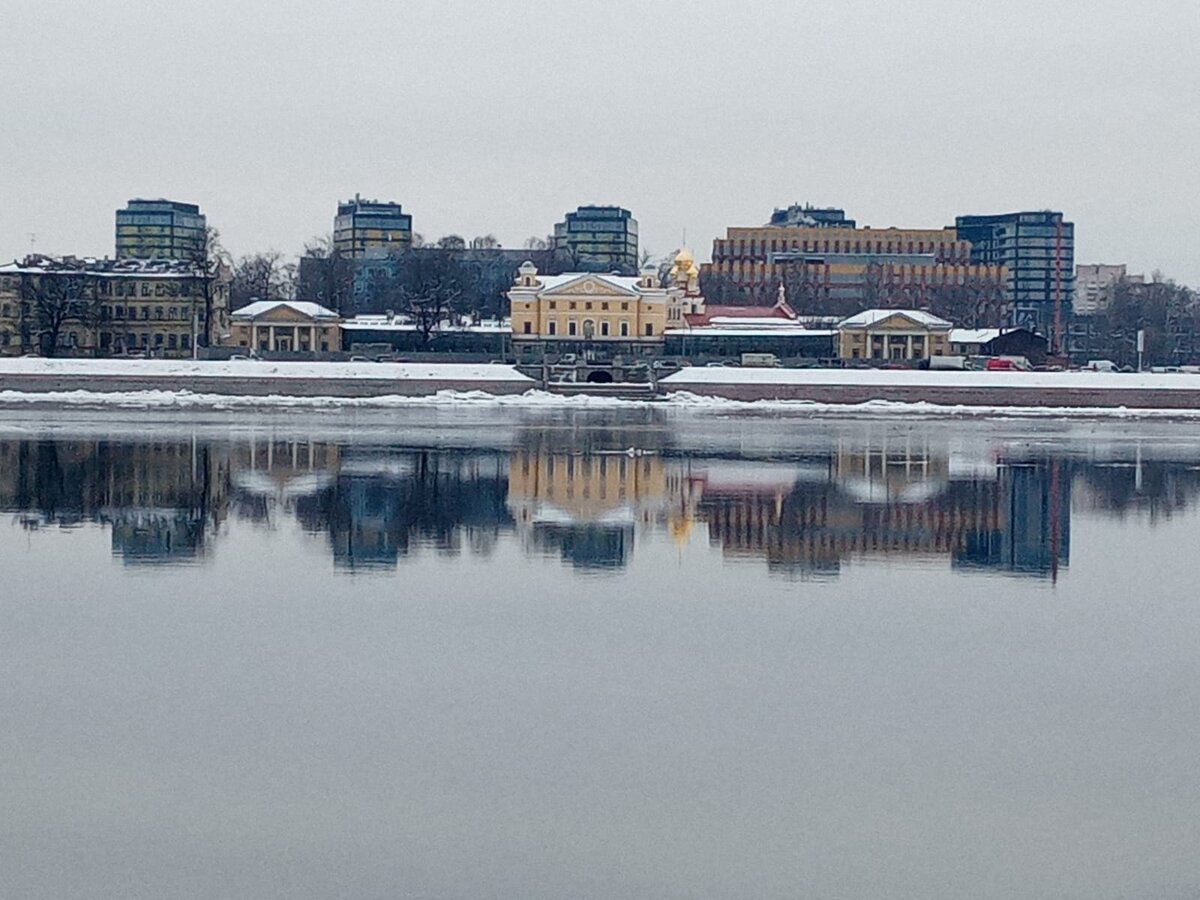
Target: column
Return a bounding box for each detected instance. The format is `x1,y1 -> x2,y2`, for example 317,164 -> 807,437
310,326 -> 317,351
906,335 -> 913,359
269,325 -> 276,351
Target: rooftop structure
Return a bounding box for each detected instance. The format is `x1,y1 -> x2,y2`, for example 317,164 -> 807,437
767,204 -> 856,229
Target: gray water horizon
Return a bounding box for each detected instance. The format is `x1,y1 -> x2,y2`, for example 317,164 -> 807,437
2,407 -> 1198,899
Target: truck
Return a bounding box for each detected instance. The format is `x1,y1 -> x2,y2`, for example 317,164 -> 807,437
740,352 -> 780,368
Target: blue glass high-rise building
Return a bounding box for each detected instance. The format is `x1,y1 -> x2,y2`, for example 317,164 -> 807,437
955,211 -> 1074,345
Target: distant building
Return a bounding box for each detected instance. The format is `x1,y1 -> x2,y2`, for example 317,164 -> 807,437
0,255 -> 229,357
954,211 -> 1075,341
836,309 -> 953,361
949,327 -> 1048,364
115,199 -> 207,261
509,261 -> 686,359
705,216 -> 1007,321
229,299 -> 341,353
767,204 -> 856,229
333,196 -> 413,258
1074,263 -> 1143,316
299,247 -> 559,318
553,205 -> 639,275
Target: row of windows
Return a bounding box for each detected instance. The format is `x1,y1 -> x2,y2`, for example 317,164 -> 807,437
719,238 -> 965,259
102,305 -> 204,321
100,332 -> 192,350
547,300 -> 632,312
523,320 -> 653,337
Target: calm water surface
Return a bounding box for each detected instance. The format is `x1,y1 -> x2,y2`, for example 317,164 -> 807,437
2,406 -> 1199,899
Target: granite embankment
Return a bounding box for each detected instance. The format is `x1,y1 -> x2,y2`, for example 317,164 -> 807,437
5,359 -> 1200,410
0,358 -> 535,398
659,368 -> 1200,410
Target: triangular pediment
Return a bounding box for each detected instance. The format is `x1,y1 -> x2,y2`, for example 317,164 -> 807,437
254,306 -> 316,323
874,313 -> 926,329
541,275 -> 639,298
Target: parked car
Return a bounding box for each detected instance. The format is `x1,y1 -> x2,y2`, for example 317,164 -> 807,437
1084,359 -> 1118,373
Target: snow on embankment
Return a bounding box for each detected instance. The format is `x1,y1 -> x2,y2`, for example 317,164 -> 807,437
660,366 -> 1200,409
0,357 -> 534,398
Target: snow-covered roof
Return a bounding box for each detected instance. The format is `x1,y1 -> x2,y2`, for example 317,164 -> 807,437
231,300 -> 340,320
949,328 -> 1003,345
342,316 -> 510,333
0,256 -> 206,279
664,327 -> 836,338
838,308 -> 952,329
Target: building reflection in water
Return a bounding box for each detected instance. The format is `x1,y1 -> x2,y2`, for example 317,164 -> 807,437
2,425 -> 1199,578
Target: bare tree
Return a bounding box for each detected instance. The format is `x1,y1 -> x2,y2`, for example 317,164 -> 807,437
189,226 -> 230,349
300,233 -> 353,313
436,234 -> 466,250
230,251 -> 289,308
469,234 -> 501,250
523,235 -> 553,251
20,270 -> 100,357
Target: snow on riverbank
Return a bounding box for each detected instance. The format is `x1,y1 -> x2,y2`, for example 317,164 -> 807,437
3,387 -> 1200,420
661,366 -> 1200,391
0,357 -> 534,382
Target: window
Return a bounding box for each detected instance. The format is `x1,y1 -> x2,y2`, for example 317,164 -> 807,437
645,323 -> 653,336
523,321 -> 531,334
620,321 -> 629,337
548,321 -> 557,335
569,302 -> 577,310
621,302 -> 629,311
568,321 -> 577,336
600,321 -> 610,336
141,284 -> 150,297
601,302 -> 609,310
549,301 -> 556,310
155,333 -> 164,346
181,334 -> 190,350
167,334 -> 177,349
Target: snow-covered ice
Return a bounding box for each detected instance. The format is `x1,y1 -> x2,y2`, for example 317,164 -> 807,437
0,357 -> 534,382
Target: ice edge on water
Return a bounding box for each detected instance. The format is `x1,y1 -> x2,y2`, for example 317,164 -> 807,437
1,387 -> 1199,420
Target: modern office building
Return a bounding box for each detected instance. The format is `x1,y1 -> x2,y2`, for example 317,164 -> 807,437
954,211 -> 1074,343
553,206 -> 639,275
706,217 -> 1008,323
333,196 -> 414,257
115,199 -> 207,261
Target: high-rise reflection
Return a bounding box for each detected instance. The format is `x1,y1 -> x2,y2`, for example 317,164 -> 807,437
2,422 -> 1199,578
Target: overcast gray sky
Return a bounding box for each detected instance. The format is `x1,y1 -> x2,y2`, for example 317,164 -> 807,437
3,0 -> 1197,281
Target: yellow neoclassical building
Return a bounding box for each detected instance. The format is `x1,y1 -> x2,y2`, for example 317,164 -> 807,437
508,260 -> 696,357
836,308 -> 952,361
228,300 -> 342,353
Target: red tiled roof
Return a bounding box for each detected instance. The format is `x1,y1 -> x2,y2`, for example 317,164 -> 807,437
685,302 -> 798,327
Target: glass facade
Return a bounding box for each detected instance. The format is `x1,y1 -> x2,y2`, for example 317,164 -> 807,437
956,212 -> 1075,339
115,200 -> 206,261
333,198 -> 413,257
553,206 -> 639,275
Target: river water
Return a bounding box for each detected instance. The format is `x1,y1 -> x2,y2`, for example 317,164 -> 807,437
2,405 -> 1199,899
